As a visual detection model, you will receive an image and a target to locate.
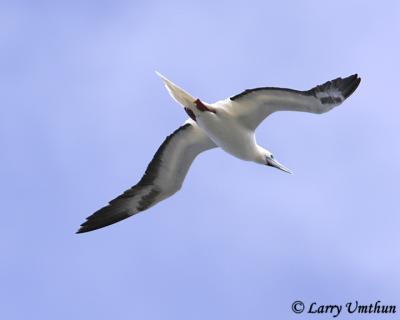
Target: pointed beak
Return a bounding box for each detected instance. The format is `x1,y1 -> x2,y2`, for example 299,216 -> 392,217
267,158 -> 292,174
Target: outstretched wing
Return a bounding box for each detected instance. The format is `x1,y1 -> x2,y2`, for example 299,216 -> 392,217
77,121 -> 216,233
226,74 -> 361,130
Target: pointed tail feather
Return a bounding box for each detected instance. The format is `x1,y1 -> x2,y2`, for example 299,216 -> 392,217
155,71 -> 196,108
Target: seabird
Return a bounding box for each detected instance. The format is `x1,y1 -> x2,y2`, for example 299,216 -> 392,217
77,72 -> 361,233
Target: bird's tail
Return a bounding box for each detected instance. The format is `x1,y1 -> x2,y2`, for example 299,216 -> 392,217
156,71 -> 196,108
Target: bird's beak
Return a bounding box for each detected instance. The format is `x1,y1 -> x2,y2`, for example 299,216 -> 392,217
267,158 -> 292,174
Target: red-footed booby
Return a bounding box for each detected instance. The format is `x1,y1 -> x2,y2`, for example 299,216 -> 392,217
77,72 -> 360,233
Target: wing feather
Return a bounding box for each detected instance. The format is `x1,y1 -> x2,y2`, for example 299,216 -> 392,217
227,74 -> 361,130
77,122 -> 215,233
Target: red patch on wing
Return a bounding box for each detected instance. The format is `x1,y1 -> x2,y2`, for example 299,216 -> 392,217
194,99 -> 216,113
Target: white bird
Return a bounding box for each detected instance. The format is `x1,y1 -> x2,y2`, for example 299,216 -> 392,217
77,72 -> 360,233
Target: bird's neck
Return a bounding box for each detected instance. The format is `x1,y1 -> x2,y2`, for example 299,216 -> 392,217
254,145 -> 267,164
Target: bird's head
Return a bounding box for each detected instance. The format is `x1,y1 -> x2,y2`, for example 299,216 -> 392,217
256,146 -> 292,174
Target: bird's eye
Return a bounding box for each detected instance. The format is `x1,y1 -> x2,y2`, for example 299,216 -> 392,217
270,154 -> 274,159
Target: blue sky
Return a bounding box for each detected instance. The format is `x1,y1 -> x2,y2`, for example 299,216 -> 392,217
1,1 -> 399,319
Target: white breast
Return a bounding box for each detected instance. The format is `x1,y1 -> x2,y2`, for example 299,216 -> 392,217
196,109 -> 258,161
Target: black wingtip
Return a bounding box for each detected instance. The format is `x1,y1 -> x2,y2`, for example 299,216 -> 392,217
75,226 -> 102,234
341,74 -> 361,99
311,73 -> 361,104
75,223 -> 97,234
75,206 -> 132,234
75,225 -> 92,234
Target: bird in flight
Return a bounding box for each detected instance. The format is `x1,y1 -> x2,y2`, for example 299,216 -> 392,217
77,72 -> 361,233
